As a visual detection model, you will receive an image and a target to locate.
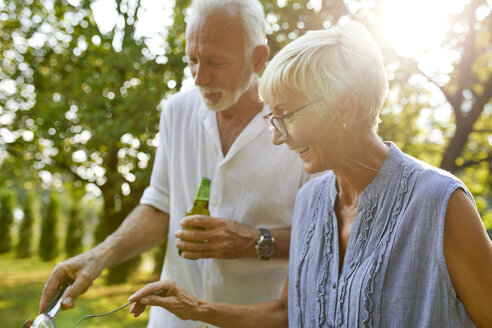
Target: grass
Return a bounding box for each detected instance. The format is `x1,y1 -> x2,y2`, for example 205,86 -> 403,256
0,253 -> 159,328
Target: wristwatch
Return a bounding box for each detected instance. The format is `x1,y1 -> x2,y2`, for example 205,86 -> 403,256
255,228 -> 276,260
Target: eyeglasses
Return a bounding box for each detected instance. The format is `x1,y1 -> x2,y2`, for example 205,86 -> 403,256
263,97 -> 324,137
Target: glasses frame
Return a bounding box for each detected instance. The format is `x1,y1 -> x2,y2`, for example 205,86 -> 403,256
263,97 -> 324,137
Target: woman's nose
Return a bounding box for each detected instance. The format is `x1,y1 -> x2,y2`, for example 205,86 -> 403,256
271,129 -> 287,145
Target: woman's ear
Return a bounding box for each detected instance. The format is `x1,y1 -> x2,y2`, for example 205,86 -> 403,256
338,91 -> 358,128
252,45 -> 269,74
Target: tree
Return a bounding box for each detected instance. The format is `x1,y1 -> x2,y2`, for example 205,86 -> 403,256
39,191 -> 61,261
0,0 -> 176,281
0,189 -> 16,253
65,193 -> 84,257
16,189 -> 39,258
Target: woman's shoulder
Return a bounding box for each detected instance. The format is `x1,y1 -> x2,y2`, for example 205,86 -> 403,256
396,148 -> 465,193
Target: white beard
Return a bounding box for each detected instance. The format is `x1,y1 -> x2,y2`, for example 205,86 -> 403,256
198,62 -> 255,112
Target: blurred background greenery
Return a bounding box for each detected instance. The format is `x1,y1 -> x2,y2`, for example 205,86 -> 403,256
0,0 -> 491,326
0,252 -> 152,327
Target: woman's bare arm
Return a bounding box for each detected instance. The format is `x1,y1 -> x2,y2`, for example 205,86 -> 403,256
128,277 -> 289,328
444,189 -> 492,327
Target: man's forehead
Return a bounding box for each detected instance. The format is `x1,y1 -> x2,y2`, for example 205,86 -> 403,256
185,15 -> 246,55
186,11 -> 244,39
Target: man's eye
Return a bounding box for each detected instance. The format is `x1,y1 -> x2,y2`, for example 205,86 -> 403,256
209,60 -> 224,67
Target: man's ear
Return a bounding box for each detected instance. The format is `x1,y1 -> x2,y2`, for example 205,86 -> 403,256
338,91 -> 358,128
252,45 -> 269,74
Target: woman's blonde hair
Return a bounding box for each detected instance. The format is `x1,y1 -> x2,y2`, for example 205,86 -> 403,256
260,21 -> 388,130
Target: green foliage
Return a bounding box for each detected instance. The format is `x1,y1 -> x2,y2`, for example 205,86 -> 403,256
152,241 -> 167,276
0,189 -> 16,253
16,190 -> 39,258
65,196 -> 84,257
0,0 -> 176,281
39,191 -> 61,261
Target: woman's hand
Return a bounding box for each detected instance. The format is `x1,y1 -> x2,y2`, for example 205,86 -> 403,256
128,278 -> 202,320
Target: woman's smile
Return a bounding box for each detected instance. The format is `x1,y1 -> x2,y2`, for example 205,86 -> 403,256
293,145 -> 309,154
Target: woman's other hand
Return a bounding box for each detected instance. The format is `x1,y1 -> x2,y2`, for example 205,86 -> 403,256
128,278 -> 202,320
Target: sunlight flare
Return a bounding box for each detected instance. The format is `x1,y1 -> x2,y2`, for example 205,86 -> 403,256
380,0 -> 467,58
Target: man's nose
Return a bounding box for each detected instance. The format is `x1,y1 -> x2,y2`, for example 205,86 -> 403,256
193,63 -> 212,86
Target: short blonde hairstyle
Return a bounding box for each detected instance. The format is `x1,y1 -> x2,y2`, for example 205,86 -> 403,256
260,21 -> 388,130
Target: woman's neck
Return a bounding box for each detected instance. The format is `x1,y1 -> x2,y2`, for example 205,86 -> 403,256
332,130 -> 388,206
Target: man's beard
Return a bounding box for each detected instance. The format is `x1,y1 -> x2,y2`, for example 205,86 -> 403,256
198,62 -> 254,112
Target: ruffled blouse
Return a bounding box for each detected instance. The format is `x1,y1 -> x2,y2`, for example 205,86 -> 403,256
288,142 -> 476,327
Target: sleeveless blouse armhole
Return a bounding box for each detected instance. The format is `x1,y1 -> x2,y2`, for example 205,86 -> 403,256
437,183 -> 470,297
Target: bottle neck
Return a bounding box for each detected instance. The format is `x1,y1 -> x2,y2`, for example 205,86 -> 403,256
194,199 -> 209,207
195,183 -> 210,201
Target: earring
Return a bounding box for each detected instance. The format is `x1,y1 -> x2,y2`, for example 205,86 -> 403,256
342,122 -> 347,129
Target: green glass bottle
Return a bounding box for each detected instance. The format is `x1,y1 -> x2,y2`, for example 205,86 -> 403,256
178,177 -> 211,256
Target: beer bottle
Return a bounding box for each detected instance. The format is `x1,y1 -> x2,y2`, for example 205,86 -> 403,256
178,177 -> 211,256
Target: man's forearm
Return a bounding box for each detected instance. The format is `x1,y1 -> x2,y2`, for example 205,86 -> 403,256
92,204 -> 169,268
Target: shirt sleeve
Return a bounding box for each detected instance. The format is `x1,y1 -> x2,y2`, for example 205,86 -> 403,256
140,97 -> 173,214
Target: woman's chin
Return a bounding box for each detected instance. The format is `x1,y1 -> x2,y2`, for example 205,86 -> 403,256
302,162 -> 320,174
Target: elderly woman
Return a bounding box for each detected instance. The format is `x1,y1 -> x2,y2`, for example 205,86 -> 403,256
129,22 -> 492,327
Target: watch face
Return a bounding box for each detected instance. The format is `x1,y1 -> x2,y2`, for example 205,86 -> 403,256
258,238 -> 275,259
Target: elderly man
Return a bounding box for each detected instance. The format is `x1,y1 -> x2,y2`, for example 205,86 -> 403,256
39,0 -> 309,327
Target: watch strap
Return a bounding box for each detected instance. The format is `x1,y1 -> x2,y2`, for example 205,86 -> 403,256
259,228 -> 273,239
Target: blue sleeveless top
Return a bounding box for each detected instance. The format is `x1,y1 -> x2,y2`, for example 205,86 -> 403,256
288,142 -> 476,327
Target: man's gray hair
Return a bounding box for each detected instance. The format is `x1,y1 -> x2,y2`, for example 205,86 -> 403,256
260,21 -> 388,130
189,0 -> 266,50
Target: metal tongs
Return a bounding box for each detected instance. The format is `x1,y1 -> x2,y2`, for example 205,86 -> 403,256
23,283 -> 71,328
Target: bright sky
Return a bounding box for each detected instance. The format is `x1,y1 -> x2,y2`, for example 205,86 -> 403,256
380,0 -> 466,58
90,0 -> 173,53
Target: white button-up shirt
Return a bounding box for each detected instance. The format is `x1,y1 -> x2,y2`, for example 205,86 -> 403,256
141,88 -> 310,327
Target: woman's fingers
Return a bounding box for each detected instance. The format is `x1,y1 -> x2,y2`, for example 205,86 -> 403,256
129,301 -> 146,317
129,278 -> 174,303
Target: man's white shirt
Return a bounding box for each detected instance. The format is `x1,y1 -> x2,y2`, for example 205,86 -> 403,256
140,88 -> 310,328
